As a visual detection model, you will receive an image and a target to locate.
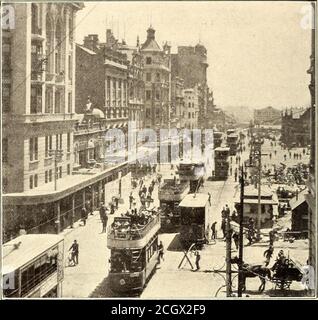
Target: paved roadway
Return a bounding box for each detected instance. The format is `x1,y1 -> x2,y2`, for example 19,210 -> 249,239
61,137 -> 310,298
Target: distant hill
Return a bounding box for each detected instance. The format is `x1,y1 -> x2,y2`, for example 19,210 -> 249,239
220,106 -> 254,124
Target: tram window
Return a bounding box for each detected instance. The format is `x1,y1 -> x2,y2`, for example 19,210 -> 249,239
20,249 -> 58,296
110,249 -> 144,273
181,208 -> 204,225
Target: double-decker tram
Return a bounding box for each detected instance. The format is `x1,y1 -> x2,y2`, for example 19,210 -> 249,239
214,147 -> 230,180
3,234 -> 64,298
179,193 -> 211,246
177,161 -> 206,193
158,179 -> 190,231
107,208 -> 160,293
213,131 -> 223,149
226,133 -> 239,156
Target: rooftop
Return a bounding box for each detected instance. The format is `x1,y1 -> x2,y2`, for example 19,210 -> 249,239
3,234 -> 63,274
179,193 -> 209,208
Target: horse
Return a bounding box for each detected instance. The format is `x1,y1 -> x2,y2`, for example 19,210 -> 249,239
231,256 -> 271,292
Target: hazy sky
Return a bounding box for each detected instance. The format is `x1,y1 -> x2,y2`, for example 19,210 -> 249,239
75,1 -> 313,109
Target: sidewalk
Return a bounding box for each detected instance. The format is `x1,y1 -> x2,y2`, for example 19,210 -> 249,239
61,172 -> 160,297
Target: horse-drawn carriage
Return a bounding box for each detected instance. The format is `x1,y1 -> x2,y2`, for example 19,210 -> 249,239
231,253 -> 304,292
271,256 -> 303,290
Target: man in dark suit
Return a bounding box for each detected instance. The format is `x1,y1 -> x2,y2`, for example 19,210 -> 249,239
69,240 -> 79,265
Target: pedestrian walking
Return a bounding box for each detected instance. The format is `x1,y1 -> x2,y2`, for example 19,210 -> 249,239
81,207 -> 87,226
129,192 -> 134,209
114,196 -> 119,210
205,224 -> 210,244
146,192 -> 152,208
274,149 -> 277,156
86,200 -> 93,216
69,240 -> 79,265
208,192 -> 211,206
269,229 -> 276,246
110,202 -> 115,215
224,204 -> 230,218
232,232 -> 239,250
211,222 -> 217,240
158,241 -> 164,263
230,166 -> 232,176
195,250 -> 201,271
263,245 -> 274,266
99,203 -> 107,233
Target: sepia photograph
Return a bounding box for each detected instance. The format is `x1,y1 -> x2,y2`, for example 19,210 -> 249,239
1,0 -> 317,301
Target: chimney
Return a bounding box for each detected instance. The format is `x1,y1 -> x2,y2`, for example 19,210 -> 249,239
83,34 -> 99,52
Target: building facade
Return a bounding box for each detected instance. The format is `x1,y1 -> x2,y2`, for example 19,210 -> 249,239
182,87 -> 199,129
2,4 -> 131,244
281,108 -> 311,147
170,76 -> 184,129
118,37 -> 145,131
2,2 -> 81,194
2,2 -> 85,242
171,44 -> 209,129
254,106 -> 281,125
140,26 -> 171,129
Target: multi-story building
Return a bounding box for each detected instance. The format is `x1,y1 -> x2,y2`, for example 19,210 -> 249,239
305,1 -> 316,291
280,107 -> 311,147
2,4 -> 131,243
170,76 -> 184,129
254,106 -> 281,125
171,44 -> 209,129
140,26 -> 171,129
182,87 -> 199,129
2,2 -> 81,194
118,37 -> 145,131
76,31 -> 129,130
2,2 -> 83,241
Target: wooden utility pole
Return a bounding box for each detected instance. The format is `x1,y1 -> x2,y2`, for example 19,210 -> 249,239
257,143 -> 262,239
225,217 -> 232,297
238,165 -> 244,297
255,139 -> 262,240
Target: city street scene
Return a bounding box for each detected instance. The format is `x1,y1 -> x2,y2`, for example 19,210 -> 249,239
1,1 -> 316,299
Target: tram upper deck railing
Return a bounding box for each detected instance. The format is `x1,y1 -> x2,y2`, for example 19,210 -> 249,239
108,209 -> 160,241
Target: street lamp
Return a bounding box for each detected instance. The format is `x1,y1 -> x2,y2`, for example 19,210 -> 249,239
48,149 -> 63,191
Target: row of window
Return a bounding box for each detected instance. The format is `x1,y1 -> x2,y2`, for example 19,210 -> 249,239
106,77 -> 127,104
30,134 -> 71,162
31,86 -> 72,115
30,164 -> 71,189
145,90 -> 161,101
